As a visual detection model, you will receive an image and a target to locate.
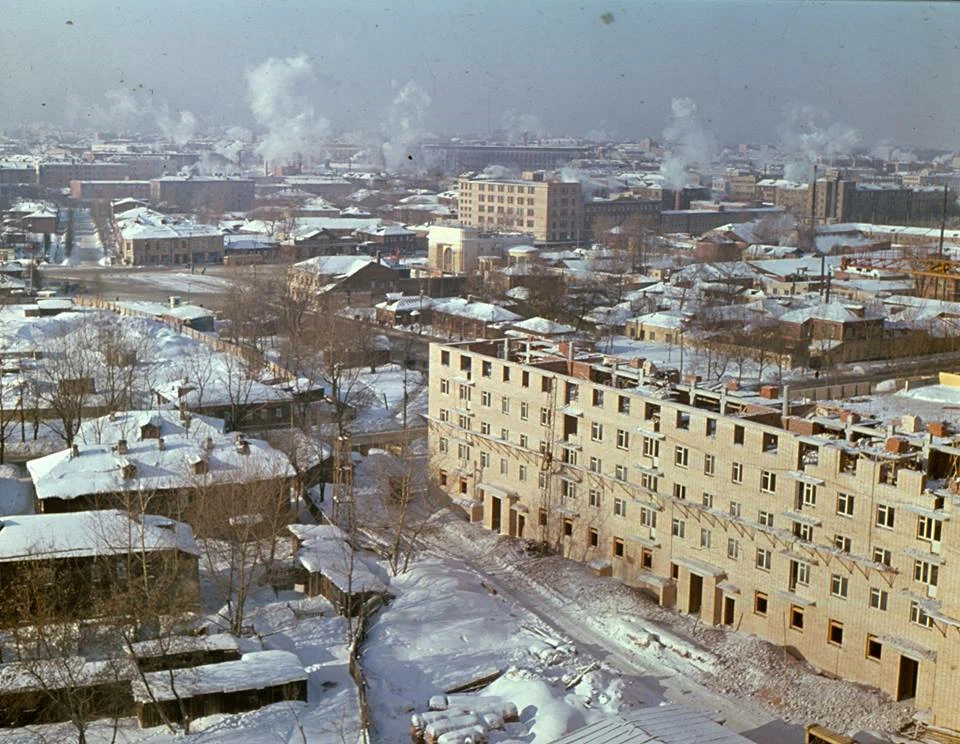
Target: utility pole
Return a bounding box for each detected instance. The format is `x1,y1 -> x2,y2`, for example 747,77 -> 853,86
938,183 -> 949,257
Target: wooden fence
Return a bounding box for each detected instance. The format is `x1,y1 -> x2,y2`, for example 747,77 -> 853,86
348,594 -> 384,744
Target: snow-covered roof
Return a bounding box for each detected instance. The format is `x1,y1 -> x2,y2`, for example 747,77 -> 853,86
130,650 -> 306,703
779,301 -> 882,325
295,539 -> 385,593
747,256 -> 843,280
154,376 -> 294,408
127,633 -> 240,660
358,224 -> 416,237
293,254 -> 378,278
27,432 -> 292,503
117,300 -> 216,322
431,297 -> 522,324
628,311 -> 689,330
117,208 -> 222,241
287,523 -> 348,543
77,409 -> 224,446
0,509 -> 198,562
510,316 -> 576,335
376,294 -> 434,313
0,656 -> 134,694
553,704 -> 752,744
290,217 -> 382,238
223,234 -> 277,250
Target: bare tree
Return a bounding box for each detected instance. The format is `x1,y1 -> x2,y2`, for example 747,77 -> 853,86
189,464 -> 294,635
0,370 -> 22,464
41,320 -> 98,447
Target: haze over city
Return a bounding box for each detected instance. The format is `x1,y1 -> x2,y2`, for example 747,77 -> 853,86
2,0 -> 958,149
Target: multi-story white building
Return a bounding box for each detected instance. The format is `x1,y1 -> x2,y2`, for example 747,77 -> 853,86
428,337 -> 960,733
457,171 -> 582,243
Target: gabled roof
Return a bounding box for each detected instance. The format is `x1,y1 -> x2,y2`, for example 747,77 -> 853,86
779,301 -> 882,325
431,297 -> 522,323
27,431 -> 292,503
293,255 -> 379,279
511,316 -> 577,335
0,509 -> 198,562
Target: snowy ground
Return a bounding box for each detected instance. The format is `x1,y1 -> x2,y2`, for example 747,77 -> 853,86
362,556 -> 631,743
116,271 -> 235,294
348,363 -> 428,433
418,512 -> 913,744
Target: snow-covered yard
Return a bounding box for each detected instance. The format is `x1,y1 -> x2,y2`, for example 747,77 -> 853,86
362,556 -> 628,743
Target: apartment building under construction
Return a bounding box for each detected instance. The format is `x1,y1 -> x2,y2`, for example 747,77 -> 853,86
427,338 -> 960,734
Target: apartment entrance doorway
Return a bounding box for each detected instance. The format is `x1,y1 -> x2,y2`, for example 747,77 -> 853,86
688,573 -> 703,616
490,496 -> 502,533
723,595 -> 735,625
897,655 -> 919,701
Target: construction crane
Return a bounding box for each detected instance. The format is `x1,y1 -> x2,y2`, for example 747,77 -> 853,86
839,250 -> 960,302
838,184 -> 958,300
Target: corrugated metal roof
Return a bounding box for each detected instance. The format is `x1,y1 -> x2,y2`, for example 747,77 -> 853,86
553,705 -> 753,744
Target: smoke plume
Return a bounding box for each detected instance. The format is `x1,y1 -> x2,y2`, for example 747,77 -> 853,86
660,97 -> 716,188
381,80 -> 432,173
558,167 -> 606,200
500,110 -> 545,144
68,88 -> 198,144
247,55 -> 329,165
778,104 -> 860,182
156,108 -> 198,145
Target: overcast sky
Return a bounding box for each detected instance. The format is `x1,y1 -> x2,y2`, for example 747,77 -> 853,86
1,0 -> 958,148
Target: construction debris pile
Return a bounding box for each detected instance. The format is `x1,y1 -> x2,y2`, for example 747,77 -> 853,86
410,695 -> 519,744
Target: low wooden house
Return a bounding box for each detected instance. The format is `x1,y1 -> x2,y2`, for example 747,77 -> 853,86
0,656 -> 135,727
132,650 -> 307,728
288,523 -> 388,616
0,510 -> 200,625
127,633 -> 242,674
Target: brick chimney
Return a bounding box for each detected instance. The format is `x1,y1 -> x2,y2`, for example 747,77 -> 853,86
885,436 -> 909,454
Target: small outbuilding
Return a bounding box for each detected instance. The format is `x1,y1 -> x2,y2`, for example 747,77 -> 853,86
132,650 -> 307,728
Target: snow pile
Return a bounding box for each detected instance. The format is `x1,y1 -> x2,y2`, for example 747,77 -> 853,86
364,558 -> 625,742
703,627 -> 912,735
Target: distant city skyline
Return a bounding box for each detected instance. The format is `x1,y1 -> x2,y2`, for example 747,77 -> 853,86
1,0 -> 958,150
